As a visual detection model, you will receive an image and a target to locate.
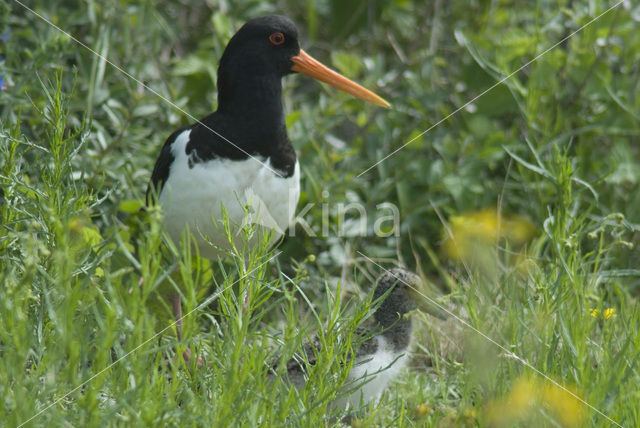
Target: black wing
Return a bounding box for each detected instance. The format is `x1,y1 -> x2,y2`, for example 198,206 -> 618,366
146,127 -> 188,205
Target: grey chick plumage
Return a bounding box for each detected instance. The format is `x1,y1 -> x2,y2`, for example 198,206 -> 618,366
273,268 -> 421,411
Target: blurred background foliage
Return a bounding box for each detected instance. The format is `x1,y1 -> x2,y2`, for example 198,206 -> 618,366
2,0 -> 640,426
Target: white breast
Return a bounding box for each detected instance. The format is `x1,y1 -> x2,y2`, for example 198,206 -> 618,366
334,336 -> 409,410
158,129 -> 300,259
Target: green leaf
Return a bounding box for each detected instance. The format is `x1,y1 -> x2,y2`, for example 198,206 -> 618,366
330,51 -> 363,78
118,199 -> 143,213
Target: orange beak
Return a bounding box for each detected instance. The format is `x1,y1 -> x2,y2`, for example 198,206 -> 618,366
291,49 -> 390,108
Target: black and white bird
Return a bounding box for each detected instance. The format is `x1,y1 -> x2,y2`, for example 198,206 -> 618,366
146,16 -> 389,337
275,269 -> 423,411
147,15 -> 389,259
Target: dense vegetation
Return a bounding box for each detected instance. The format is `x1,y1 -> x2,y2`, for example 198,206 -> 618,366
1,0 -> 639,426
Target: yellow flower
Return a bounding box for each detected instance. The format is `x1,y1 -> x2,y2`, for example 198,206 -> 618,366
504,216 -> 537,246
589,308 -> 616,320
541,382 -> 586,427
484,376 -> 586,427
485,376 -> 537,425
443,208 -> 535,261
461,408 -> 478,426
509,377 -> 537,410
414,403 -> 432,417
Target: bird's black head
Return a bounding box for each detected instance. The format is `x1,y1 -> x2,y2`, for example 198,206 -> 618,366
219,15 -> 301,79
372,269 -> 420,327
216,15 -> 389,113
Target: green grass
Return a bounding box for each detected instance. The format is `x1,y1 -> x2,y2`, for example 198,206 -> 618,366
2,0 -> 640,426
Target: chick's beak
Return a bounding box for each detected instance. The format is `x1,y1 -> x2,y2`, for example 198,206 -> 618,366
291,49 -> 390,108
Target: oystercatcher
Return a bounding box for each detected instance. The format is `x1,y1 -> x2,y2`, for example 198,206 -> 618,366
146,15 -> 389,342
274,269 -> 423,411
147,15 -> 389,258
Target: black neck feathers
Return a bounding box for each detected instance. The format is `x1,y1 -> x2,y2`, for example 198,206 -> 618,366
372,269 -> 418,351
184,51 -> 295,176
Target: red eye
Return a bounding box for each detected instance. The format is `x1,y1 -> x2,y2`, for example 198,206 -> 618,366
269,32 -> 285,45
